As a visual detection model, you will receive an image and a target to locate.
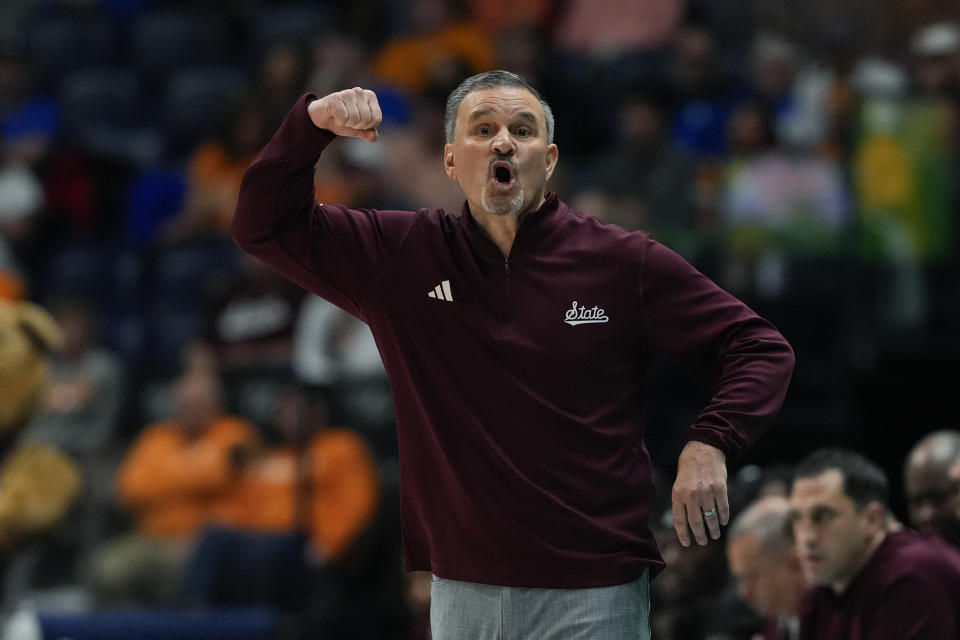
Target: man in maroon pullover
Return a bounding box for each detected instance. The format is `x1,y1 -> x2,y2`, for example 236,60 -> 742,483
791,448 -> 960,640
232,70 -> 795,638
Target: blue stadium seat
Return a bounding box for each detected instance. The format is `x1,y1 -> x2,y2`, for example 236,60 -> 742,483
163,65 -> 250,152
59,67 -> 141,130
131,8 -> 230,77
251,4 -> 330,52
40,240 -> 119,309
58,67 -> 165,165
24,12 -> 118,81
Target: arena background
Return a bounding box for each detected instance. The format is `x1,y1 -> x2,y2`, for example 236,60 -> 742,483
0,0 -> 958,638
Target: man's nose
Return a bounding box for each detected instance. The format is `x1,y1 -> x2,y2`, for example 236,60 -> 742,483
491,129 -> 515,155
793,524 -> 813,547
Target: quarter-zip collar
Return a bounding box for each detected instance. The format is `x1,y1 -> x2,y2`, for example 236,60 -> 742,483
458,191 -> 564,265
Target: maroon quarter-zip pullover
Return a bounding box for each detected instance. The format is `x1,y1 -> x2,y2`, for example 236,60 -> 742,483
231,94 -> 795,588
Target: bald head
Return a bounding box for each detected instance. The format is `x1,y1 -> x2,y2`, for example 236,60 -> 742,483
729,495 -> 793,552
727,496 -> 805,617
905,431 -> 960,536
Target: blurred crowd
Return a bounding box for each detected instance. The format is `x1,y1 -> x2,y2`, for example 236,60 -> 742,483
1,0 -> 959,638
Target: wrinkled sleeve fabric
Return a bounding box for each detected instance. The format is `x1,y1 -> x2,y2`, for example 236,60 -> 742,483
231,93 -> 418,318
639,236 -> 795,457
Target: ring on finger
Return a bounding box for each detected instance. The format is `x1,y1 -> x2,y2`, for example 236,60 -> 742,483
702,507 -> 717,518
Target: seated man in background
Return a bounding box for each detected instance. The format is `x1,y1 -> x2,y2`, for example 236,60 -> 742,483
903,430 -> 960,548
23,298 -> 124,458
183,384 -> 385,636
727,495 -> 805,640
217,383 -> 380,563
790,448 -> 960,640
92,370 -> 259,606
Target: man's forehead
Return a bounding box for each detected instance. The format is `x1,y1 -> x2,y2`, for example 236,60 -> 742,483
790,470 -> 846,505
728,534 -> 761,565
460,87 -> 544,120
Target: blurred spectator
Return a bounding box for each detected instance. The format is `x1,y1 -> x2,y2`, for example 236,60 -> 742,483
910,22 -> 960,98
23,298 -> 124,458
92,370 -> 259,606
494,21 -> 548,90
667,24 -> 733,157
162,98 -> 269,242
254,41 -> 309,131
382,94 -> 465,213
201,253 -> 306,375
292,295 -> 394,455
219,384 -> 379,562
0,138 -> 43,270
903,430 -> 960,547
718,102 -> 848,299
722,109 -> 848,240
590,93 -> 697,234
651,515 -> 729,640
307,33 -> 369,98
0,266 -> 24,300
465,0 -> 553,36
790,448 -> 960,640
0,48 -> 58,166
184,385 -> 379,614
747,33 -> 801,116
554,0 -> 682,57
745,32 -> 839,149
727,496 -> 804,640
371,0 -> 495,93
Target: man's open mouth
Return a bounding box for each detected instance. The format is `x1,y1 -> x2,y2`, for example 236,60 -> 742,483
491,161 -> 516,190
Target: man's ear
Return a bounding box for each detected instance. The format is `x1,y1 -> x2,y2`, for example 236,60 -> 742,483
444,143 -> 457,181
864,501 -> 887,533
545,143 -> 558,181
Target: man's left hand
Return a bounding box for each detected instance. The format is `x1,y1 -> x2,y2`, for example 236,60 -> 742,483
671,441 -> 729,547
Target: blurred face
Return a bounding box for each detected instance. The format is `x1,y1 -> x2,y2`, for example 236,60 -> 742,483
728,534 -> 804,617
621,101 -> 662,146
789,470 -> 881,589
54,307 -> 92,359
174,374 -> 221,435
905,460 -> 960,535
728,105 -> 768,153
444,87 -> 557,219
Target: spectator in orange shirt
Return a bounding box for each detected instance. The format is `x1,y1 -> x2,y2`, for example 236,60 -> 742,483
162,99 -> 269,242
182,384 -> 381,631
204,384 -> 379,568
91,370 -> 259,606
371,0 -> 495,93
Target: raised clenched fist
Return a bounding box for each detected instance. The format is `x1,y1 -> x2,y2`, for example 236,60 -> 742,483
307,87 -> 382,142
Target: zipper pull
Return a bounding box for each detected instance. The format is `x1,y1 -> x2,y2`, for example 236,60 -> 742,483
504,257 -> 510,275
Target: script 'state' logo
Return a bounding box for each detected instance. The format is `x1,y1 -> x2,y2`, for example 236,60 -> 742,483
564,301 -> 609,326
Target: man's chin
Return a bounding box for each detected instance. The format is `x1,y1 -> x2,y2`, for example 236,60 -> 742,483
481,189 -> 524,217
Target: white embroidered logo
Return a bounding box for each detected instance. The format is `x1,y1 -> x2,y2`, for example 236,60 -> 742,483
564,301 -> 609,326
427,280 -> 454,302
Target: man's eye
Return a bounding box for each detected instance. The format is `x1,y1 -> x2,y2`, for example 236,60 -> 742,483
478,126 -> 490,136
812,509 -> 834,524
516,127 -> 530,137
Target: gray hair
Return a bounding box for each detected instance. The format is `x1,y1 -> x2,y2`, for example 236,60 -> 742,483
728,496 -> 794,554
444,70 -> 555,144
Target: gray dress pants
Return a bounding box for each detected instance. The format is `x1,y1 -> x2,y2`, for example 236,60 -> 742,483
430,571 -> 651,640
